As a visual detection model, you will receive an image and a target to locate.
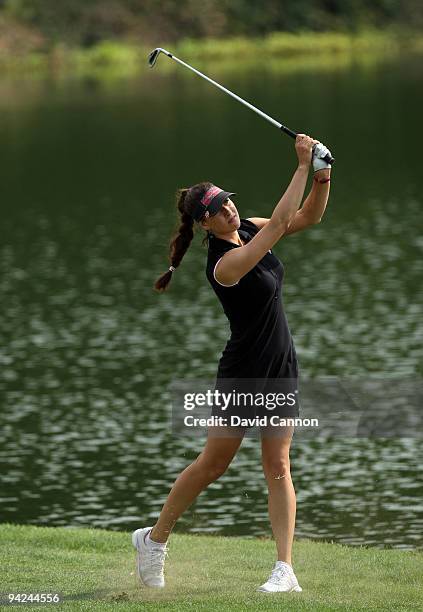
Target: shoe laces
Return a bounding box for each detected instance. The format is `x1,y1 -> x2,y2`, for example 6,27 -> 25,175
148,544 -> 169,575
268,564 -> 291,585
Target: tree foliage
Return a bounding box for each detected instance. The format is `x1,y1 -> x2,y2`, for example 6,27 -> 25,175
3,0 -> 423,48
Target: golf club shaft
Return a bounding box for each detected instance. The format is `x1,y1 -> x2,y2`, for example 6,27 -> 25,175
169,54 -> 296,138
149,48 -> 334,164
154,50 -> 296,138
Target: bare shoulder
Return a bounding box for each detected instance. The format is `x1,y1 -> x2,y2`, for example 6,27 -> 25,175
245,217 -> 270,230
215,220 -> 285,286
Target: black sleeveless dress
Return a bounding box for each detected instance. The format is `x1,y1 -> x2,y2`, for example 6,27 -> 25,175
206,218 -> 299,422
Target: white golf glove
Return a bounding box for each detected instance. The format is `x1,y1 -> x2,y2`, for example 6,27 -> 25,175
312,142 -> 332,172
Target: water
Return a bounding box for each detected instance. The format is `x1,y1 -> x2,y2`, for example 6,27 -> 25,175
0,52 -> 422,549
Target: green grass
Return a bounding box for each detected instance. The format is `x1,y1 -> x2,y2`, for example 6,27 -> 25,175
1,523 -> 422,610
1,29 -> 423,78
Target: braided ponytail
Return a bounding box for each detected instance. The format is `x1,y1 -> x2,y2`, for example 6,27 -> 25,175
154,183 -> 212,292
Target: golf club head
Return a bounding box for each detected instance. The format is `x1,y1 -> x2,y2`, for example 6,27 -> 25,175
148,47 -> 171,68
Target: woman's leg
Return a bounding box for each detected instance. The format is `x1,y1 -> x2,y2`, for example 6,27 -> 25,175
150,427 -> 245,543
260,426 -> 296,564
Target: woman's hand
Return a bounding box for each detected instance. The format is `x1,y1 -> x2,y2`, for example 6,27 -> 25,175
295,134 -> 318,169
312,142 -> 333,172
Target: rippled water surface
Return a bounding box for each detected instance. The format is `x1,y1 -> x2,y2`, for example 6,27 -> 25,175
0,53 -> 422,549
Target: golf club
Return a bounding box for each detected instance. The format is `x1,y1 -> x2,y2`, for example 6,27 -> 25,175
148,47 -> 334,165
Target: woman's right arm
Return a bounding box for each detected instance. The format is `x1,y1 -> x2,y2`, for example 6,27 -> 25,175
216,134 -> 316,286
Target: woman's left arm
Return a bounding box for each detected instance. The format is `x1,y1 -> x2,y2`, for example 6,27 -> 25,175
247,168 -> 331,235
283,167 -> 331,235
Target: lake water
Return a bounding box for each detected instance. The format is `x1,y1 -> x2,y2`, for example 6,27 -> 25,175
0,51 -> 422,549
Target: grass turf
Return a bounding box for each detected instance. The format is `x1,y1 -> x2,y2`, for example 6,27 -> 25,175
1,523 -> 422,611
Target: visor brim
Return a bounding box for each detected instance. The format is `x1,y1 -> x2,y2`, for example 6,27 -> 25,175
207,191 -> 237,217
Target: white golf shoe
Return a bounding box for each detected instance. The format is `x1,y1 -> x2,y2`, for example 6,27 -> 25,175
257,560 -> 303,593
132,527 -> 169,588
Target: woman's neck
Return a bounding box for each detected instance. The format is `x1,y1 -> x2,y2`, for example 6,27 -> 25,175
213,229 -> 243,246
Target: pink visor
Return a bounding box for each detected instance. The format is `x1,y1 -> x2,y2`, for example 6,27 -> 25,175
191,185 -> 236,221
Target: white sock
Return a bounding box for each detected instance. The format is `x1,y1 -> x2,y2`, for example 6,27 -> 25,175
145,530 -> 167,548
276,560 -> 293,570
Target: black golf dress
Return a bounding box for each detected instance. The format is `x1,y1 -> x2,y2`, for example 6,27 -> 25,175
206,218 -> 299,422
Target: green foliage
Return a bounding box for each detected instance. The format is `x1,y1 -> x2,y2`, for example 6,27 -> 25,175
5,0 -> 135,47
2,0 -> 423,48
2,30 -> 421,78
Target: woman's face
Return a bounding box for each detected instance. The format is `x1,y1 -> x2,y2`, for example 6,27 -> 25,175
200,198 -> 240,234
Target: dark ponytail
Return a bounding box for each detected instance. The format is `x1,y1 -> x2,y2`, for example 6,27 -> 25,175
154,182 -> 213,292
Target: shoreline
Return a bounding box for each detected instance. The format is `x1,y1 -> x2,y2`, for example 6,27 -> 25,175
1,28 -> 422,78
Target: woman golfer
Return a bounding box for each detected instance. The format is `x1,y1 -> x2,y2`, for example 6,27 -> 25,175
133,134 -> 332,593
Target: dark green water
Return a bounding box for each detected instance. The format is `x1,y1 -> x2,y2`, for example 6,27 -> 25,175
0,53 -> 422,548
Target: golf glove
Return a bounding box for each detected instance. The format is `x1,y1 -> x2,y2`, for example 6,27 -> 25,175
312,142 -> 332,172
